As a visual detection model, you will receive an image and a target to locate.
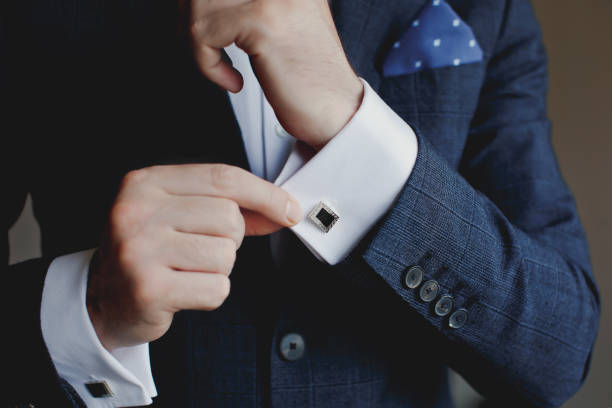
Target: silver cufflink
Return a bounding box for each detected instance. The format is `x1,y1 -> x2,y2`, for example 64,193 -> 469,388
308,201 -> 339,233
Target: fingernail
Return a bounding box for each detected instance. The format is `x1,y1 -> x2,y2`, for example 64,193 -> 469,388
286,199 -> 302,225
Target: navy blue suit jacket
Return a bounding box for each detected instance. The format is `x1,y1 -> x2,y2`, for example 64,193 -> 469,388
1,0 -> 600,407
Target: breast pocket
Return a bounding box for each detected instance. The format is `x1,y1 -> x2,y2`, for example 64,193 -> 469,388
415,61 -> 485,115
378,61 -> 486,169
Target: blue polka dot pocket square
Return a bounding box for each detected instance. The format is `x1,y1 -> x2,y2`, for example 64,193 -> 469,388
382,0 -> 484,77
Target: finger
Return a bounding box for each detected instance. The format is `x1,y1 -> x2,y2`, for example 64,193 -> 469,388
166,271 -> 231,311
191,3 -> 254,92
150,164 -> 302,227
163,196 -> 245,248
193,44 -> 244,92
163,232 -> 237,276
242,209 -> 285,236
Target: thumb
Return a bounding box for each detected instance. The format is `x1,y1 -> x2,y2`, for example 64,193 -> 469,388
242,209 -> 291,236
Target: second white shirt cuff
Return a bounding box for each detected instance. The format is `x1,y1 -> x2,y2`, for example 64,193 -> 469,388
41,249 -> 157,407
277,78 -> 418,265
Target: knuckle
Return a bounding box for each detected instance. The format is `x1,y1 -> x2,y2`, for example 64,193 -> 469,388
250,2 -> 283,42
191,11 -> 216,41
269,185 -> 285,204
191,19 -> 205,39
116,238 -> 145,270
122,168 -> 150,189
211,276 -> 231,308
131,279 -> 157,311
252,1 -> 274,24
232,218 -> 246,248
129,267 -> 166,311
222,200 -> 245,237
109,201 -> 139,231
266,187 -> 288,217
218,276 -> 231,299
213,238 -> 236,275
218,238 -> 237,271
250,1 -> 267,20
222,199 -> 241,220
209,164 -> 236,192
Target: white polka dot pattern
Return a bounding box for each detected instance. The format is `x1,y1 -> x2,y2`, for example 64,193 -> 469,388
382,0 -> 484,77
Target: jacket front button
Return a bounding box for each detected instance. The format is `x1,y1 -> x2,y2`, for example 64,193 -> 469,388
419,280 -> 440,302
280,333 -> 306,361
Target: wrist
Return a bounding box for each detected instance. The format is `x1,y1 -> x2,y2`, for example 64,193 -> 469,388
312,76 -> 364,151
86,249 -> 115,351
86,299 -> 112,351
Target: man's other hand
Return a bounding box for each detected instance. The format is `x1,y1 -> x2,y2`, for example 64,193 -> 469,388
190,0 -> 364,150
86,164 -> 302,351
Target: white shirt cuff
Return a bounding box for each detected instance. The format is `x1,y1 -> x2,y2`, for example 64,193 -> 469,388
41,249 -> 157,407
276,78 -> 418,265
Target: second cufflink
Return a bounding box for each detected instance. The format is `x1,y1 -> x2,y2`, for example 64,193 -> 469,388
85,381 -> 113,398
308,201 -> 339,233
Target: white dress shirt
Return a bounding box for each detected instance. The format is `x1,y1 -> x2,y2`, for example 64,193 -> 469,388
40,44 -> 418,407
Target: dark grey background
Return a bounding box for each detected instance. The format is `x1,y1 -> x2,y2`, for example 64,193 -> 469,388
8,1 -> 611,406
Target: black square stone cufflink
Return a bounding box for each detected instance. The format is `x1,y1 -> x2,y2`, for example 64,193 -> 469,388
308,201 -> 339,233
85,381 -> 113,398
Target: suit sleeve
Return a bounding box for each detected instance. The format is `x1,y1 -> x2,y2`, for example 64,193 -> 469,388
336,2 -> 600,407
1,9 -> 86,408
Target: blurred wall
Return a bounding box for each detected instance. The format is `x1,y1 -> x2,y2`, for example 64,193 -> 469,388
8,1 -> 612,407
532,1 -> 612,407
451,1 -> 612,406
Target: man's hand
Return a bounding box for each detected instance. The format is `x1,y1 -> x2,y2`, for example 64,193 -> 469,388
87,164 -> 302,351
190,0 -> 364,149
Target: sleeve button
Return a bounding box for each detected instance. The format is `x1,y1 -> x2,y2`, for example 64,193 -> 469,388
434,294 -> 454,316
449,308 -> 469,329
404,266 -> 425,289
419,280 -> 440,302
